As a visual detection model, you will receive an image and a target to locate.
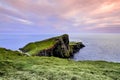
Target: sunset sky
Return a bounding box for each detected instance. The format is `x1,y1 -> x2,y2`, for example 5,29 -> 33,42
0,0 -> 120,34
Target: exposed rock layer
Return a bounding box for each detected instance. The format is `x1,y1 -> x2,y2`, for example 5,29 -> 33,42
20,34 -> 85,58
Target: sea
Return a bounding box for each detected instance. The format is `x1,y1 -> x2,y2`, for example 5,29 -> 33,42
0,33 -> 120,63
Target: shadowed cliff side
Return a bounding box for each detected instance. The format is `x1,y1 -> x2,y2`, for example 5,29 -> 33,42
19,34 -> 85,58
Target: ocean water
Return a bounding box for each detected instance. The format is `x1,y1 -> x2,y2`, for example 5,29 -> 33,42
70,34 -> 120,63
0,33 -> 120,63
0,34 -> 58,50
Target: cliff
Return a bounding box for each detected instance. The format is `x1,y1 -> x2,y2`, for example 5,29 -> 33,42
19,34 -> 85,58
69,42 -> 85,56
1,36 -> 120,80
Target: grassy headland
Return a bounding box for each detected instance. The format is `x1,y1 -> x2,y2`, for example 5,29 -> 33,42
20,34 -> 85,58
0,34 -> 120,80
20,38 -> 56,55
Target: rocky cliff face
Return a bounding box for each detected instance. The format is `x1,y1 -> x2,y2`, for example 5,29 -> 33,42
69,42 -> 85,56
20,34 -> 85,58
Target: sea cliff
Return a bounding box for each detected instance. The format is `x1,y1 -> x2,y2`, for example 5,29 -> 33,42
19,34 -> 85,58
0,34 -> 120,80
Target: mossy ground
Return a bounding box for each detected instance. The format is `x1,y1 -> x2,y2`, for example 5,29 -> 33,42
0,48 -> 120,80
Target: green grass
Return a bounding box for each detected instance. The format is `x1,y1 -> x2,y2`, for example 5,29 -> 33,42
0,48 -> 120,80
69,42 -> 79,45
20,34 -> 69,56
20,38 -> 56,55
69,42 -> 83,46
0,48 -> 23,60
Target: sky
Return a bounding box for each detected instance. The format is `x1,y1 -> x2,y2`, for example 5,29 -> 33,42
0,0 -> 120,34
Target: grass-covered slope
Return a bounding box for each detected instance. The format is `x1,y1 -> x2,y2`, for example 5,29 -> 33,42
0,48 -> 120,80
20,38 -> 56,55
0,48 -> 23,60
19,34 -> 68,55
20,34 -> 84,58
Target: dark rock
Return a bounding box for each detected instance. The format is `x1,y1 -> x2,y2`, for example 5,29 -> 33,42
20,34 -> 85,58
69,42 -> 85,56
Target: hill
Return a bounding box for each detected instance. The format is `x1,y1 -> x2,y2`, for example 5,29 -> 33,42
19,34 -> 85,58
0,47 -> 120,80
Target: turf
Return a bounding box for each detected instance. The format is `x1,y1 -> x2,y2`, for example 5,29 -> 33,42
20,38 -> 56,55
0,48 -> 120,80
69,42 -> 80,45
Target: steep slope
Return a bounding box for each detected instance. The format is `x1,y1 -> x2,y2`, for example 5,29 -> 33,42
20,34 -> 85,58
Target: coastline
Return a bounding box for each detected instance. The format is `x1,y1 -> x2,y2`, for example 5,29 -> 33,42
0,34 -> 120,79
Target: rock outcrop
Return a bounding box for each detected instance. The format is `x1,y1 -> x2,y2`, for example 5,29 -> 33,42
19,34 -> 85,58
69,42 -> 85,56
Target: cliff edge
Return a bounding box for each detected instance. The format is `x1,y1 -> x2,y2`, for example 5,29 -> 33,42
19,34 -> 85,58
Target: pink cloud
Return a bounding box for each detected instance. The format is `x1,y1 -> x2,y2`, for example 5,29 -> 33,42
0,0 -> 120,33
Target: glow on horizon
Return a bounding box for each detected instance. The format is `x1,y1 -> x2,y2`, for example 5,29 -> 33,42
0,0 -> 120,34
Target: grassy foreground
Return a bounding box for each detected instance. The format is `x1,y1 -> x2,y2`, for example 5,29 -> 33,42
0,48 -> 120,80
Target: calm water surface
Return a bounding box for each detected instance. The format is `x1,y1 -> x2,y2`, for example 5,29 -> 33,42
70,34 -> 120,62
0,33 -> 120,62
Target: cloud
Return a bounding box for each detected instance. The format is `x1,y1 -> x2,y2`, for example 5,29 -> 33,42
13,17 -> 33,25
0,0 -> 120,33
